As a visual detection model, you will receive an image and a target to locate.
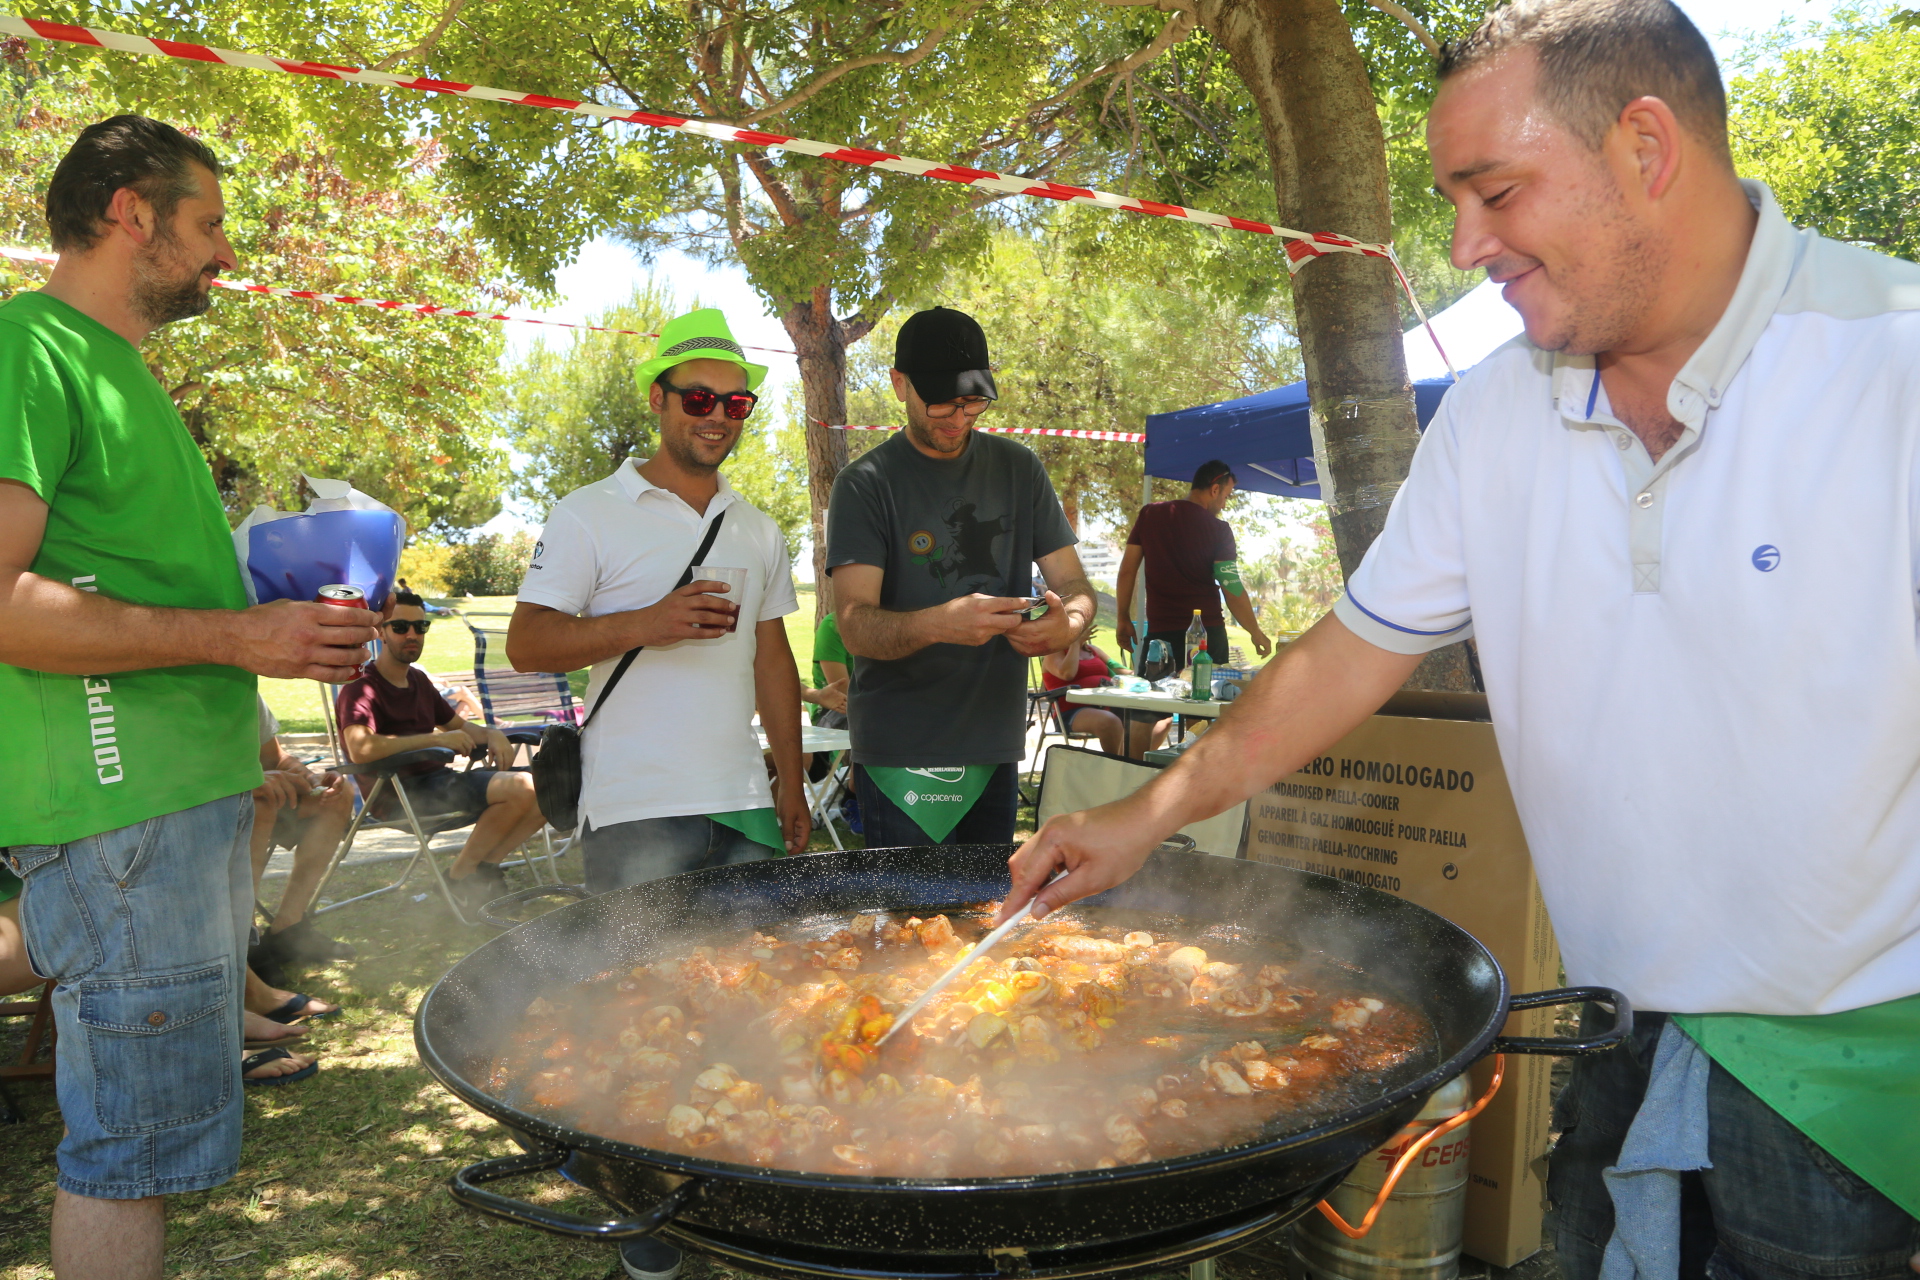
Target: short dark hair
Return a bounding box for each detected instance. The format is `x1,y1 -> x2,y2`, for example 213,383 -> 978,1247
1192,460 -> 1235,491
391,590 -> 426,610
1438,0 -> 1729,161
46,115 -> 223,253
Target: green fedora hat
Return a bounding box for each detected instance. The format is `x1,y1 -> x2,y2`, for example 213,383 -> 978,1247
634,307 -> 768,392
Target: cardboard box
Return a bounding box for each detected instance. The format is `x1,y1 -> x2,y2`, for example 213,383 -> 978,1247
1242,693 -> 1559,1267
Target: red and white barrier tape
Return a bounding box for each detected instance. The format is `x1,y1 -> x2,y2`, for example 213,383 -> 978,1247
0,14 -> 1397,277
0,14 -> 1457,377
0,245 -> 799,354
824,420 -> 1145,444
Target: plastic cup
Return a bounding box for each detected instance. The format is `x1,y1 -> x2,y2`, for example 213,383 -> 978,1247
690,566 -> 748,633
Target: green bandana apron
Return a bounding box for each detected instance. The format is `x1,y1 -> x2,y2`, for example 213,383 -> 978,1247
710,807 -> 785,854
1675,993 -> 1920,1216
861,765 -> 998,843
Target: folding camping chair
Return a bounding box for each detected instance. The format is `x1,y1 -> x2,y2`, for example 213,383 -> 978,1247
305,657 -> 562,927
459,610 -> 581,735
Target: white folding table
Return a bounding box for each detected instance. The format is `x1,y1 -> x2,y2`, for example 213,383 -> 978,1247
1061,688 -> 1227,742
756,723 -> 854,849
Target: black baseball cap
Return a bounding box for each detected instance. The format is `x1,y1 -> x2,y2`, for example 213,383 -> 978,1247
894,306 -> 999,405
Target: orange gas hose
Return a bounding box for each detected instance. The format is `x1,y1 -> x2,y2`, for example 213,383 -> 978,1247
1314,1054 -> 1506,1240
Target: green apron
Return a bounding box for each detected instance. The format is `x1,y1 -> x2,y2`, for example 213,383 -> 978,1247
710,807 -> 785,854
1675,993 -> 1920,1216
861,765 -> 998,843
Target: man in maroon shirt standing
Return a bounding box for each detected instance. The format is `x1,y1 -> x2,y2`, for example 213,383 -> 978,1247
335,592 -> 546,912
1116,460 -> 1272,670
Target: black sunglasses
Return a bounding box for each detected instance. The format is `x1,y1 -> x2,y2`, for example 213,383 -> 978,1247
384,619 -> 432,635
662,380 -> 758,421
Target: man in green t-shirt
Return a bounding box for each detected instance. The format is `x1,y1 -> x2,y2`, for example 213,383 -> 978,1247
0,116 -> 378,1280
803,610 -> 850,727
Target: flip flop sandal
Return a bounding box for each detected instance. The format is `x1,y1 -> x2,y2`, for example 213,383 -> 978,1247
264,993 -> 342,1024
241,1047 -> 318,1087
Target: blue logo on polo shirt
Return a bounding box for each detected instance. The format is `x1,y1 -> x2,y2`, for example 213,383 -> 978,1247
1751,545 -> 1781,572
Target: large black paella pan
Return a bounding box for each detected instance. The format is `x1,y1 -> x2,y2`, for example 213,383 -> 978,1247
415,845 -> 1627,1279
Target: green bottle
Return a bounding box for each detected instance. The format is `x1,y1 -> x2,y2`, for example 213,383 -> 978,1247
1192,649 -> 1213,702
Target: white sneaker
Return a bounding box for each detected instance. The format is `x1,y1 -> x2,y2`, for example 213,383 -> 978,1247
618,1237 -> 683,1280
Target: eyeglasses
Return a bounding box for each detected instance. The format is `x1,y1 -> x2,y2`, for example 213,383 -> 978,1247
384,620 -> 432,635
925,396 -> 995,419
663,380 -> 758,421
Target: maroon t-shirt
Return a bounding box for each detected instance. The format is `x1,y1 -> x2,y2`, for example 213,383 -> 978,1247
1127,500 -> 1236,630
335,664 -> 456,796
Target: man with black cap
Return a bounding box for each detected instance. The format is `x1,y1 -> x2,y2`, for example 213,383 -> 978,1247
827,306 -> 1096,847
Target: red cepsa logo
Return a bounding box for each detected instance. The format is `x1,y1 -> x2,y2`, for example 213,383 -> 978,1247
1374,1132 -> 1471,1168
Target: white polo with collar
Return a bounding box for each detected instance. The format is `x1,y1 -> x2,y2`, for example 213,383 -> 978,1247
518,459 -> 798,830
1335,182 -> 1920,1016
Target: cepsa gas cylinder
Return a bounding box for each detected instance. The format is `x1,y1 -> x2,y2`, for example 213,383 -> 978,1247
1291,1073 -> 1473,1280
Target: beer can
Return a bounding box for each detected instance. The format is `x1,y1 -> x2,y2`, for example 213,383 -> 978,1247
315,584 -> 368,608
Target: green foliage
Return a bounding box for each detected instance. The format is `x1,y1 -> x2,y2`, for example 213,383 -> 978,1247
1260,517 -> 1345,635
501,284 -> 677,520
0,66 -> 514,534
442,530 -> 536,597
1046,7 -> 1485,329
500,284 -> 812,563
396,540 -> 456,594
838,230 -> 1298,533
75,0 -> 1164,315
1726,11 -> 1920,261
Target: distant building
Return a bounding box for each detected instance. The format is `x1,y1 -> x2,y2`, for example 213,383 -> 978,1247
1078,537 -> 1121,585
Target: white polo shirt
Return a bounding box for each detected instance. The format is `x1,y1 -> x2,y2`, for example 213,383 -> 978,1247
518,460 -> 798,830
1335,182 -> 1920,1016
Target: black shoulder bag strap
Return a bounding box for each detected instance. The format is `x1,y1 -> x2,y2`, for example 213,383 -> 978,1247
580,507 -> 729,730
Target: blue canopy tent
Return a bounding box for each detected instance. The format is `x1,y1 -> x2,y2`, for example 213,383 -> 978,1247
1143,375 -> 1455,501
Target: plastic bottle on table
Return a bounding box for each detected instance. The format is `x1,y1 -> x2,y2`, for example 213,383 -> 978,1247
1184,609 -> 1208,672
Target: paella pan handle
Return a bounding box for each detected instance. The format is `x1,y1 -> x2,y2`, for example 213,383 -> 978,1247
478,883 -> 592,930
449,1146 -> 703,1240
1492,985 -> 1634,1055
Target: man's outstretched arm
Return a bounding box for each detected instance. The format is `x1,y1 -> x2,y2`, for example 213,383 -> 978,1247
997,611 -> 1422,922
0,479 -> 375,680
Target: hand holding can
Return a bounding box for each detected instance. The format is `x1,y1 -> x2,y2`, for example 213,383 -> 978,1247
689,566 -> 748,633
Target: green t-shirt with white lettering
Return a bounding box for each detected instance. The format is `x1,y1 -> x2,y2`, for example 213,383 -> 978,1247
0,292 -> 258,846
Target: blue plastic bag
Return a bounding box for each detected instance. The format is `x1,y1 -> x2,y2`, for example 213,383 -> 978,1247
232,476 -> 406,606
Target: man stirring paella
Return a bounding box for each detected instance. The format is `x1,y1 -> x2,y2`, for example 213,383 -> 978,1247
1004,0 -> 1920,1274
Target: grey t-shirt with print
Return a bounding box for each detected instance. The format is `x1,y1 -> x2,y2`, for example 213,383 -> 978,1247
826,430 -> 1076,767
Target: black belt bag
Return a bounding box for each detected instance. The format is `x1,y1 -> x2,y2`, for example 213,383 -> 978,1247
531,510 -> 729,833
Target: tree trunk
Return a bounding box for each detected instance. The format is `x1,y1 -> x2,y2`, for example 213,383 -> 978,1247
1197,0 -> 1475,693
785,288 -> 851,622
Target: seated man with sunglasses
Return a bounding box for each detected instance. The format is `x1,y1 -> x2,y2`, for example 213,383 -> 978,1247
335,591 -> 547,912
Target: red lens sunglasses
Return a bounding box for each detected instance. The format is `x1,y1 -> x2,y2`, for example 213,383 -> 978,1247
662,380 -> 758,421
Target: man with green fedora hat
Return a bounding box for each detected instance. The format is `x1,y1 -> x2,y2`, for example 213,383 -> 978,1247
511,304 -> 811,1276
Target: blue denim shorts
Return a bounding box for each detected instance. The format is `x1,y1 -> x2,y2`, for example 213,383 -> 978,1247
4,793 -> 254,1199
